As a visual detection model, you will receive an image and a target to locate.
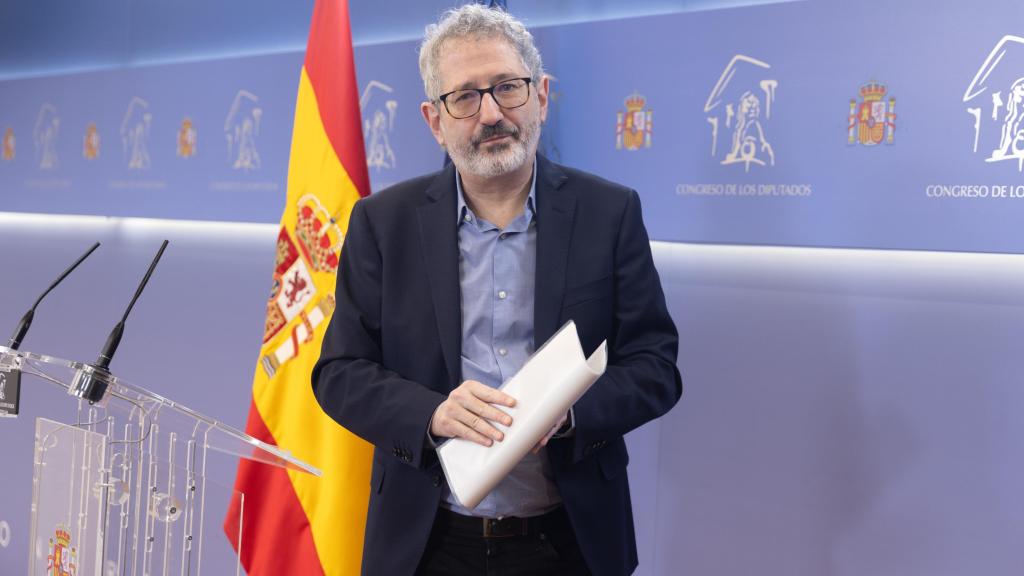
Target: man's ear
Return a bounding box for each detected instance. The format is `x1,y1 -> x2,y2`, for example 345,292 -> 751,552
421,101 -> 445,147
537,75 -> 550,124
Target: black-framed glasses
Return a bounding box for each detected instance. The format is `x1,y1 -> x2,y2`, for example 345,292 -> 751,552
438,77 -> 533,119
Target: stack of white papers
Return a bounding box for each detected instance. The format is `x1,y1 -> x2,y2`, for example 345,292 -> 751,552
437,321 -> 607,510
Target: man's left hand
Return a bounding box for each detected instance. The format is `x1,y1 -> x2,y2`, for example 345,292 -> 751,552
532,411 -> 568,454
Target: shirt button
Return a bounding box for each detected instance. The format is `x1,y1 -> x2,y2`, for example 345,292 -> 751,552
498,348 -> 508,357
499,233 -> 507,240
464,213 -> 472,223
497,290 -> 507,300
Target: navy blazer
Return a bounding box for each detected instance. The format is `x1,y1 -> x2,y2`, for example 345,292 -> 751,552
312,154 -> 682,576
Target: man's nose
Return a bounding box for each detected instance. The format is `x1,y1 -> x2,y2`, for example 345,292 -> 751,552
478,93 -> 504,125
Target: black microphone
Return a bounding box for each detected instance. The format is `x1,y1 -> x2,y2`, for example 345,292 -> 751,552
69,240 -> 169,403
2,242 -> 100,418
6,242 -> 101,351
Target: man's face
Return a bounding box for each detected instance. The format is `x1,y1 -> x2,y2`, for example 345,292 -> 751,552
421,37 -> 548,179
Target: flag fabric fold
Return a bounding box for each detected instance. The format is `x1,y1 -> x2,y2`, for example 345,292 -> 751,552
225,1 -> 372,574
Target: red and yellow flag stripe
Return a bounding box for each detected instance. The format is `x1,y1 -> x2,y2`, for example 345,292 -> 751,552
226,1 -> 372,574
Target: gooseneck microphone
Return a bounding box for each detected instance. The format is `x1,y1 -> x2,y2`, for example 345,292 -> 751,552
7,242 -> 101,351
94,239 -> 168,372
3,242 -> 100,417
69,240 -> 169,403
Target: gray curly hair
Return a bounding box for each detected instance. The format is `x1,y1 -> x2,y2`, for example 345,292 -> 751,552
418,4 -> 545,101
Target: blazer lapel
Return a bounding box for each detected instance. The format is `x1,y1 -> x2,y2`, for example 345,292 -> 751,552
417,166 -> 462,388
533,155 -> 574,348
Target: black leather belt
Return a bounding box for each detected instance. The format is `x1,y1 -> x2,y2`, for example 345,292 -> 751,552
437,507 -> 562,539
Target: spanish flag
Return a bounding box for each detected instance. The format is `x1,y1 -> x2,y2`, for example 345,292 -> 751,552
225,0 -> 372,574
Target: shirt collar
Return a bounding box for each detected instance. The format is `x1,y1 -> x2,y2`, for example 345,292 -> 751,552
456,160 -> 537,228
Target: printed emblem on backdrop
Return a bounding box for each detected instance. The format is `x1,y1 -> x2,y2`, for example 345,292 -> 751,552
121,97 -> 152,170
848,82 -> 896,146
225,90 -> 262,171
616,92 -> 653,151
361,80 -> 397,170
539,74 -> 562,162
34,104 -> 60,170
964,35 -> 1024,170
0,370 -> 7,400
704,55 -> 778,171
83,122 -> 101,160
46,525 -> 77,576
260,194 -> 342,378
177,117 -> 197,158
2,127 -> 14,161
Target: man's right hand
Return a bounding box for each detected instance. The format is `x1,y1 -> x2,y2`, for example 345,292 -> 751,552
430,380 -> 516,447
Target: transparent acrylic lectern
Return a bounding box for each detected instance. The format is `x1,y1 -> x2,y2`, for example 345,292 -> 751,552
0,345 -> 320,576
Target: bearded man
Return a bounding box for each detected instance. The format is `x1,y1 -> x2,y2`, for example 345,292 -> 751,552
312,5 -> 682,575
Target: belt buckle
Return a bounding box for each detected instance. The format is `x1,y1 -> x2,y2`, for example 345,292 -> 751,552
482,517 -> 528,538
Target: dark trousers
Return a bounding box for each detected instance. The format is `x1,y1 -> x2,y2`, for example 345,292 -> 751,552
415,506 -> 591,576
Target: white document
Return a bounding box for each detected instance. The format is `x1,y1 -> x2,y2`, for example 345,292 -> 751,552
437,320 -> 607,510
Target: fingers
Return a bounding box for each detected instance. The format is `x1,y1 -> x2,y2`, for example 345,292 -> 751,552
532,414 -> 567,453
436,404 -> 502,446
450,380 -> 514,429
540,423 -> 558,445
532,425 -> 557,453
429,380 -> 517,447
458,380 -> 516,408
451,418 -> 495,447
457,394 -> 513,428
460,403 -> 507,443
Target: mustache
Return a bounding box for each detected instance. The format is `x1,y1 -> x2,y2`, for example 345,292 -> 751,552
472,122 -> 519,147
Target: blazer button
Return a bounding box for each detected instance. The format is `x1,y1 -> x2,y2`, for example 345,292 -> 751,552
432,475 -> 442,487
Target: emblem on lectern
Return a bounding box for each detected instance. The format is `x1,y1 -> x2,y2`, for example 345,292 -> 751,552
46,525 -> 78,576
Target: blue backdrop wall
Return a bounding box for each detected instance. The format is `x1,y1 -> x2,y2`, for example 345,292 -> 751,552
5,0 -> 1024,252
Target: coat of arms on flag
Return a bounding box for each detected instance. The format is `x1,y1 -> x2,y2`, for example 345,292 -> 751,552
260,194 -> 342,378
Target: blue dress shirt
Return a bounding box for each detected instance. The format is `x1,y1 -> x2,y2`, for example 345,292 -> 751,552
441,164 -> 563,518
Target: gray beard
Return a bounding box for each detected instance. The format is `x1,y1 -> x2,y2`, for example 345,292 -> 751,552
447,117 -> 540,179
